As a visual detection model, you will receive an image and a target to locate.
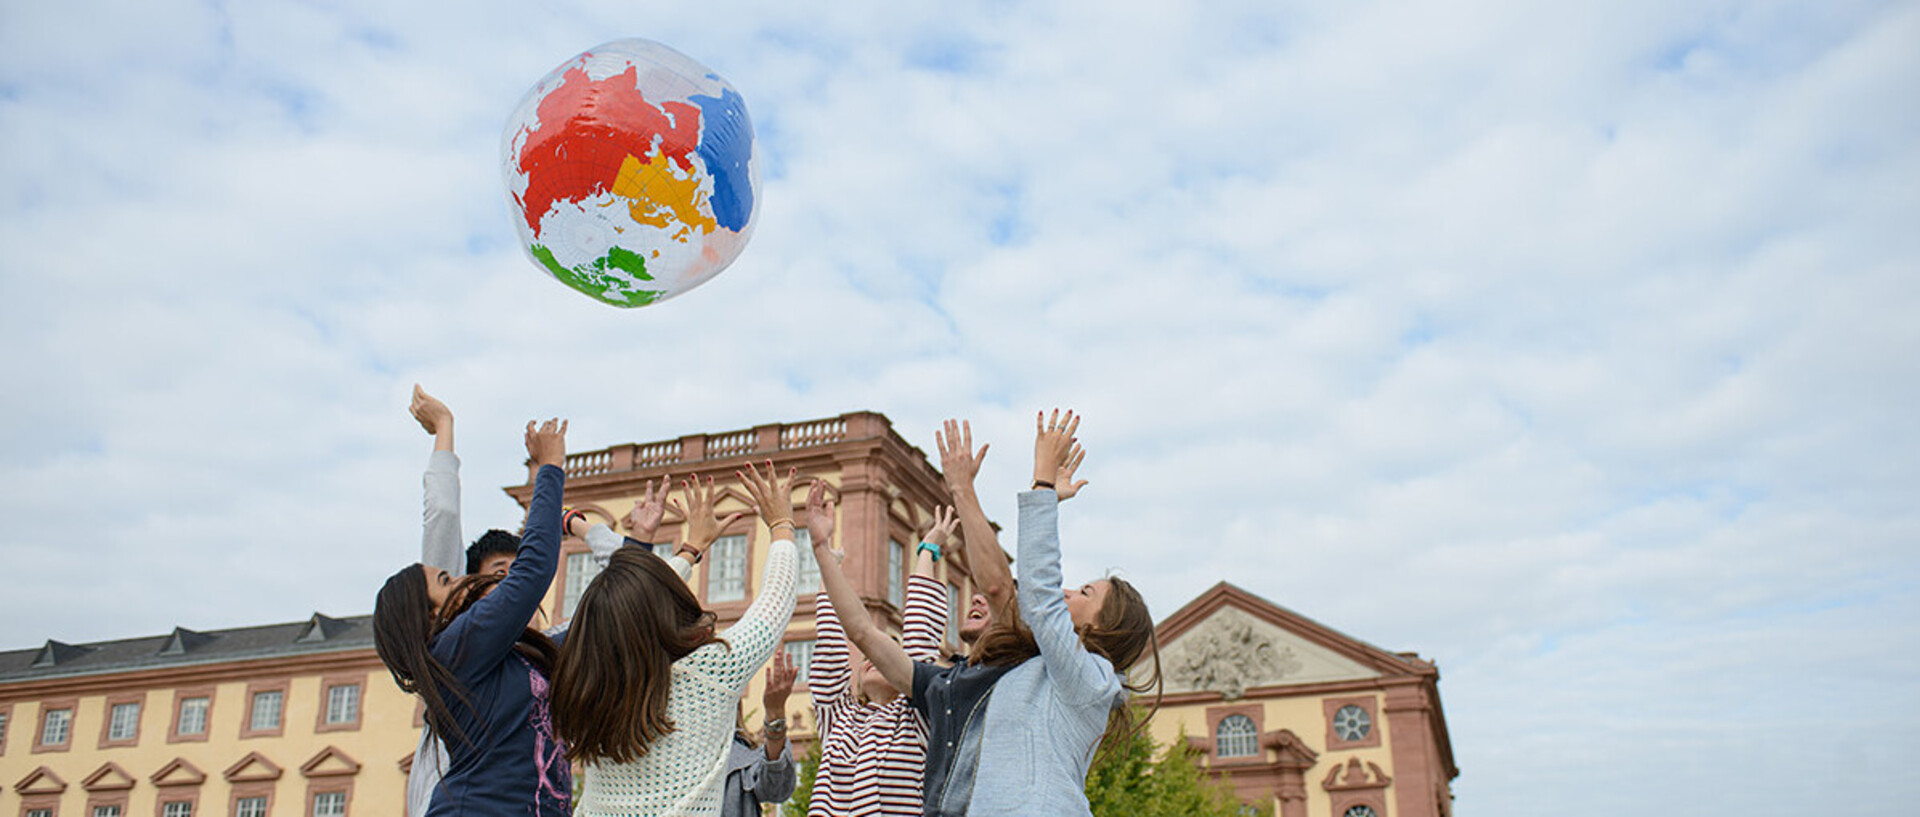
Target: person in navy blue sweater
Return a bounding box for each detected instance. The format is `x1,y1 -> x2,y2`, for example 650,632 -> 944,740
375,418 -> 573,816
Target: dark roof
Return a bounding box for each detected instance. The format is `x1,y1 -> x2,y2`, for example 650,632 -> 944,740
0,613 -> 373,685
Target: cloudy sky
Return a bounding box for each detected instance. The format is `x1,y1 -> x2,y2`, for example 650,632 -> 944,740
3,0 -> 1915,813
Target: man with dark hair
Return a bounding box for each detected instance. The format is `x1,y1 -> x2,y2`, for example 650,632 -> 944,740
465,529 -> 521,577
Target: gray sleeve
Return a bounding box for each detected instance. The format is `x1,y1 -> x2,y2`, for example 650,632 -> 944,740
584,523 -> 624,567
750,743 -> 797,804
421,450 -> 464,575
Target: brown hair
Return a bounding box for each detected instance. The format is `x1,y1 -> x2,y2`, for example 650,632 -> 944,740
551,548 -> 725,763
967,596 -> 1039,668
1084,576 -> 1162,757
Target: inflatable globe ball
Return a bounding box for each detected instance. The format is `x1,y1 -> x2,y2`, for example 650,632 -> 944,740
503,39 -> 760,308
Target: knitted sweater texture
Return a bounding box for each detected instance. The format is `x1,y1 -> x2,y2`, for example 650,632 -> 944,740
577,537 -> 798,817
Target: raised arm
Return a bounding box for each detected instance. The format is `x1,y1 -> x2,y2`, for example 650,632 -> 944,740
412,385 -> 463,575
699,462 -> 799,690
804,478 -> 916,692
902,506 -> 956,661
938,420 -> 1015,615
433,420 -> 569,678
1017,410 -> 1119,707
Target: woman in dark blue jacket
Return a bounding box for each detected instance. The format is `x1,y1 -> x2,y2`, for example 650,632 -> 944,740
375,419 -> 573,816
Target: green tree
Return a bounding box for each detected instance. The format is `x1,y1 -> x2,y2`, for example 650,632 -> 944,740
1086,723 -> 1254,817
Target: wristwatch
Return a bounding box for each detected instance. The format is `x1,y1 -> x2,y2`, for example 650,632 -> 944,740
764,717 -> 787,737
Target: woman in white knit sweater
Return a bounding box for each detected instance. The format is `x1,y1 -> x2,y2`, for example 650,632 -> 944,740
551,462 -> 800,817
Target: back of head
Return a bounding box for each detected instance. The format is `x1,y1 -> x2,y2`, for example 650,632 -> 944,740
373,565 -> 468,746
465,529 -> 521,575
550,548 -> 723,764
1082,576 -> 1164,758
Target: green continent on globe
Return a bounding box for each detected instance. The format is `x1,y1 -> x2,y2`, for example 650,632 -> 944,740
529,244 -> 661,308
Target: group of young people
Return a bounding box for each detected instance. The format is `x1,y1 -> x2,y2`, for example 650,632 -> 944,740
372,388 -> 1161,817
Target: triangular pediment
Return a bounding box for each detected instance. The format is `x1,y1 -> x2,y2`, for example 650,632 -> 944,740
81,762 -> 136,791
1146,583 -> 1434,698
14,766 -> 67,795
299,746 -> 362,778
150,758 -> 208,787
222,752 -> 283,782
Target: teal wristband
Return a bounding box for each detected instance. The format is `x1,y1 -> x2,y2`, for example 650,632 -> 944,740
916,540 -> 943,561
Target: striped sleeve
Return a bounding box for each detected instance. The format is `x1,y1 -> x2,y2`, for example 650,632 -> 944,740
810,591 -> 853,705
901,574 -> 949,663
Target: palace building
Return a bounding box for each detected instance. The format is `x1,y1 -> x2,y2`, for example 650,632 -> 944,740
1,411 -> 1455,816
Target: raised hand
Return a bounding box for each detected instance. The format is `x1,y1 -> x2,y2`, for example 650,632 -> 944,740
680,476 -> 742,558
805,479 -> 842,564
410,384 -> 452,435
1032,409 -> 1081,492
923,505 -> 959,548
1052,443 -> 1089,500
763,649 -> 797,711
936,419 -> 989,493
624,473 -> 676,542
525,419 -> 568,468
739,460 -> 797,534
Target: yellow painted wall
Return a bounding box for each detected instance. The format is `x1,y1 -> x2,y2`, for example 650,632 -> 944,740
1148,691 -> 1398,816
1,659 -> 414,817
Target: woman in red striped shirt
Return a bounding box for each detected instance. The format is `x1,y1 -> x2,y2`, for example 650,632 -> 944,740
805,481 -> 955,816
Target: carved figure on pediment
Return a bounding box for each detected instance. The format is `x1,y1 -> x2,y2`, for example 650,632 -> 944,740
1169,613 -> 1303,698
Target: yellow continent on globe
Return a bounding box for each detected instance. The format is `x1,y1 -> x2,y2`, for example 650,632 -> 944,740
611,153 -> 716,241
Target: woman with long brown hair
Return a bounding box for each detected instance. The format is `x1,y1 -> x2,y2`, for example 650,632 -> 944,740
552,462 -> 800,816
965,409 -> 1162,817
373,418 -> 573,817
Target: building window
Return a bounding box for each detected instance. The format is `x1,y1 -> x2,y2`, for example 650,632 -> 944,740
40,707 -> 72,746
250,690 -> 283,732
235,796 -> 268,817
177,697 -> 209,736
162,802 -> 193,817
1216,714 -> 1259,758
708,534 -> 748,602
91,807 -> 122,817
26,810 -> 53,817
887,540 -> 905,609
326,684 -> 360,725
792,528 -> 820,593
106,702 -> 140,741
1333,705 -> 1372,742
1342,807 -> 1378,817
313,791 -> 347,817
784,639 -> 815,684
0,710 -> 9,749
563,551 -> 605,618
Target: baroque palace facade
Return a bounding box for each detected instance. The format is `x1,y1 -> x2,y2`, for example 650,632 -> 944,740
0,411 -> 1455,816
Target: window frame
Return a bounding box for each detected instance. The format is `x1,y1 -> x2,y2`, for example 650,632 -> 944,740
705,533 -> 750,603
1205,703 -> 1266,766
1322,696 -> 1382,750
98,693 -> 145,748
239,681 -> 289,739
0,702 -> 11,755
33,698 -> 77,753
783,638 -> 816,685
169,687 -> 215,744
886,539 -> 905,609
315,673 -> 366,733
792,528 -> 820,594
561,549 -> 605,619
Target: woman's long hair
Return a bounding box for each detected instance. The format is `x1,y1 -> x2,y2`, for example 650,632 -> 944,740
1083,576 -> 1163,759
550,548 -> 725,764
374,565 -> 470,749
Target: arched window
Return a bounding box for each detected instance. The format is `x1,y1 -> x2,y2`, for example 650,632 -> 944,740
1342,806 -> 1378,817
1215,713 -> 1259,758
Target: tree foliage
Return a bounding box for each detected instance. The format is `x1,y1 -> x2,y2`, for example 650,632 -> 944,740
1086,723 -> 1254,817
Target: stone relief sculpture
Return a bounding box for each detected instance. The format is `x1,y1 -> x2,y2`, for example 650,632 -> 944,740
1167,609 -> 1303,699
